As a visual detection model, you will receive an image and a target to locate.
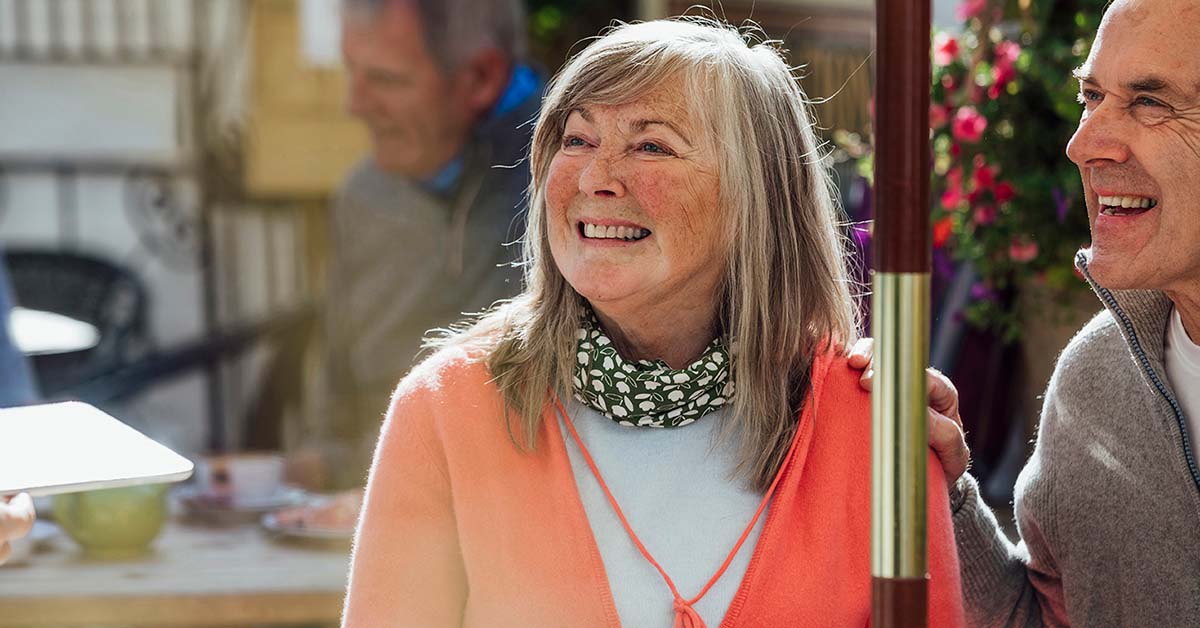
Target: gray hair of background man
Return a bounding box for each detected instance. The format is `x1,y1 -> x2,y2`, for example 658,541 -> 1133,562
342,0 -> 528,71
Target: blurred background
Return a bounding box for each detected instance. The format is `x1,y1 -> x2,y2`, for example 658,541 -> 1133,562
0,0 -> 1109,624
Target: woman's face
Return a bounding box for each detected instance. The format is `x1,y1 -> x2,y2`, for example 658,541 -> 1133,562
545,78 -> 727,321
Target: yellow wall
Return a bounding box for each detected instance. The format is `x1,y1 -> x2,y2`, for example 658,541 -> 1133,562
244,0 -> 368,199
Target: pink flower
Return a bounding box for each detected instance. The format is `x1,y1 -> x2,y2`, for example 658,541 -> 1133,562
934,33 -> 960,67
952,107 -> 988,143
930,104 -> 950,128
948,166 -> 964,188
991,65 -> 1016,92
941,167 -> 965,209
974,205 -> 997,226
957,0 -> 989,21
942,189 -> 965,210
994,181 -> 1015,203
1009,237 -> 1039,263
974,164 -> 995,189
994,41 -> 1021,71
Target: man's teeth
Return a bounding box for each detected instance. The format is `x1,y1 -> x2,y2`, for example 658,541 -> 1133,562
1098,195 -> 1157,209
583,223 -> 650,241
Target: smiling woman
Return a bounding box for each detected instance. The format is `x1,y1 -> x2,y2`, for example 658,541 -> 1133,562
340,17 -> 965,628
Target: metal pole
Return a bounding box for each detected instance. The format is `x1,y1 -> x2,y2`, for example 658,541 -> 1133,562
871,0 -> 932,625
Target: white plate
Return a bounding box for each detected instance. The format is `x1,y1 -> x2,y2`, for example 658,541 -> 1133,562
261,511 -> 355,541
260,492 -> 360,543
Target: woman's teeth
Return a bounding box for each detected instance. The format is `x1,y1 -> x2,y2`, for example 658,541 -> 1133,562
1098,195 -> 1157,216
582,223 -> 650,241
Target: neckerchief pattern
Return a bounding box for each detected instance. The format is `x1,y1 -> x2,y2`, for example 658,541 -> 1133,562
572,313 -> 734,428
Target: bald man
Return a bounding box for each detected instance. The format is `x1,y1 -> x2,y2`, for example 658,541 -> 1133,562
924,1 -> 1200,625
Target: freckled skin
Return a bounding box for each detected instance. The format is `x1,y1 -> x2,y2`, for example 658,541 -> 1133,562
1066,0 -> 1200,332
545,76 -> 728,366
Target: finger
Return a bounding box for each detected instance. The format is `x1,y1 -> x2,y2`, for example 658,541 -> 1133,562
925,368 -> 962,428
0,493 -> 36,540
846,337 -> 875,368
0,540 -> 10,565
928,410 -> 969,482
858,368 -> 873,392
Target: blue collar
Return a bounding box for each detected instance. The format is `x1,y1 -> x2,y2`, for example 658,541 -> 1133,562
420,63 -> 541,195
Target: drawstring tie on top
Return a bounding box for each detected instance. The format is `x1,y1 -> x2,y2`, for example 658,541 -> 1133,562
557,398 -> 805,628
673,596 -> 706,628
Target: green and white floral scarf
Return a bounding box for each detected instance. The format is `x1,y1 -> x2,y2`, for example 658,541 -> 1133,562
573,312 -> 735,428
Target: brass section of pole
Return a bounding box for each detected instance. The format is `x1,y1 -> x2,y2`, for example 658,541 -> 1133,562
871,272 -> 930,578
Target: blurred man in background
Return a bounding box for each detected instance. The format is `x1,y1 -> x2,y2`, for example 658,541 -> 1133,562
291,0 -> 540,491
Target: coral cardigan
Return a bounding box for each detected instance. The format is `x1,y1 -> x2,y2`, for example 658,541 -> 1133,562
342,348 -> 965,628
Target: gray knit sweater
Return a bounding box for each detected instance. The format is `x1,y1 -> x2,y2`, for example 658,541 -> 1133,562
951,249 -> 1200,627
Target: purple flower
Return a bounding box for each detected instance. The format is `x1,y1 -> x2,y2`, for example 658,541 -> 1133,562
934,249 -> 956,279
970,282 -> 998,302
1052,187 -> 1071,224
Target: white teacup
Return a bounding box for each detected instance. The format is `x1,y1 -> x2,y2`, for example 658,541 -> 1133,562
194,452 -> 285,504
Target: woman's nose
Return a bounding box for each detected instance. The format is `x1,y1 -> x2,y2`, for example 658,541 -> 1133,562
578,153 -> 627,198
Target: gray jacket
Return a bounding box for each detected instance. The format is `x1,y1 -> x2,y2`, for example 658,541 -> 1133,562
952,249 -> 1200,627
317,91 -> 539,487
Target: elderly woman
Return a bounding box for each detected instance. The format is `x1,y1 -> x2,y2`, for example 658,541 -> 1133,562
342,18 -> 964,628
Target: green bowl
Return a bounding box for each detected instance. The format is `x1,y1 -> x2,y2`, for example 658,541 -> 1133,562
52,484 -> 168,559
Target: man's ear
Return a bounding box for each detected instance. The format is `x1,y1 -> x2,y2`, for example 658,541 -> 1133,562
454,48 -> 511,118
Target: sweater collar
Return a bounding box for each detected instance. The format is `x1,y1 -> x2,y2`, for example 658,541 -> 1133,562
1075,248 -> 1174,385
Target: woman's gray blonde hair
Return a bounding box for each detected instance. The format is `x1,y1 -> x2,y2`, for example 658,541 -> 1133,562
435,17 -> 858,490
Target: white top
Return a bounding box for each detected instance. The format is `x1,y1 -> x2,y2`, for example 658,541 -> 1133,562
559,400 -> 767,628
1165,307 -> 1200,458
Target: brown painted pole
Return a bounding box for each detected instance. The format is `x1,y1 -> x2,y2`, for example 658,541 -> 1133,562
871,0 -> 932,626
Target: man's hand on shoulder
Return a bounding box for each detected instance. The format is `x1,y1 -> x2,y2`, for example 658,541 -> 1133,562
846,338 -> 971,486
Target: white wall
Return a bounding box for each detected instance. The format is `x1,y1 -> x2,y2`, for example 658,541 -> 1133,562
0,0 -> 285,457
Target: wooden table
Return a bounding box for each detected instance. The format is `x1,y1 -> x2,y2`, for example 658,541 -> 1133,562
0,517 -> 350,627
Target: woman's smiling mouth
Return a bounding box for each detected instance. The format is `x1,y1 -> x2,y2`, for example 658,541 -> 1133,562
579,221 -> 652,242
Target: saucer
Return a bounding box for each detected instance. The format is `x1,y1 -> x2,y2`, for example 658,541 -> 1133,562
177,486 -> 308,524
261,490 -> 360,545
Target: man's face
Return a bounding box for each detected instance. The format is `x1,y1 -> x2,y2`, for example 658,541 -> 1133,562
341,6 -> 475,178
1066,0 -> 1200,296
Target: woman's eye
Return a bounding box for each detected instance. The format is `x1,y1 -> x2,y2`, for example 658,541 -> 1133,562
561,135 -> 587,148
638,142 -> 670,155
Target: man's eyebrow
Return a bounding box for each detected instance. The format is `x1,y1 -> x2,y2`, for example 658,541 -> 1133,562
1123,75 -> 1184,97
1071,67 -> 1192,101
